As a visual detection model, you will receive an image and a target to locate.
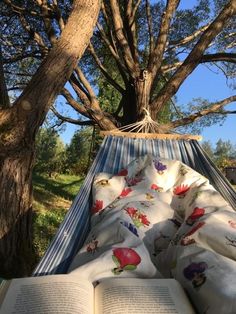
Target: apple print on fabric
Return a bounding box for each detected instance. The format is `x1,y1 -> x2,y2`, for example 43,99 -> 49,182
112,247 -> 141,275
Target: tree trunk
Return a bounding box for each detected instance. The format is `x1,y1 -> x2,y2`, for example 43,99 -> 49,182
118,71 -> 153,127
0,0 -> 101,277
0,147 -> 35,278
134,72 -> 152,120
120,83 -> 137,125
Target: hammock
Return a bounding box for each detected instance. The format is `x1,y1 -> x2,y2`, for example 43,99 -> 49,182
33,134 -> 236,276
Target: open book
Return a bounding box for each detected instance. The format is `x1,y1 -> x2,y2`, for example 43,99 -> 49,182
0,275 -> 195,314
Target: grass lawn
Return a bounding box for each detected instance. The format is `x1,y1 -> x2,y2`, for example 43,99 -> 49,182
32,173 -> 84,266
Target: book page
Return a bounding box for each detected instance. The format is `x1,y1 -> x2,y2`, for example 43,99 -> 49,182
94,278 -> 195,314
0,274 -> 93,314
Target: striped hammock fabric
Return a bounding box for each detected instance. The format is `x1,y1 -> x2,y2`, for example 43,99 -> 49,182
33,135 -> 236,276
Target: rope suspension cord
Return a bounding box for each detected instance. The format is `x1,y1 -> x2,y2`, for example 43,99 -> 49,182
100,69 -> 202,140
111,69 -> 165,134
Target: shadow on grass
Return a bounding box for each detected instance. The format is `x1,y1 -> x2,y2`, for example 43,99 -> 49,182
32,207 -> 68,262
33,173 -> 84,201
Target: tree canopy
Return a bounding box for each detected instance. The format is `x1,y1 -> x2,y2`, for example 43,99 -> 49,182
1,0 -> 236,133
34,128 -> 66,176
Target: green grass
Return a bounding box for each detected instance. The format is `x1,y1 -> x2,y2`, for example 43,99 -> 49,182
32,173 -> 84,264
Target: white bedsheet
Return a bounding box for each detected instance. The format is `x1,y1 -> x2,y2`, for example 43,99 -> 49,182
69,155 -> 236,313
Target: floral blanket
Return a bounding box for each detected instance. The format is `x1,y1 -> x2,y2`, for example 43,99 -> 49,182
69,155 -> 236,314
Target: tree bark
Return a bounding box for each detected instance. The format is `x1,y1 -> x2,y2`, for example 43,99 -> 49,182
0,146 -> 35,277
0,46 -> 10,109
0,0 -> 100,277
134,71 -> 153,120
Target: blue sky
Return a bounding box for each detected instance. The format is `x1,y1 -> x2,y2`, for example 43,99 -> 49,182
177,64 -> 235,146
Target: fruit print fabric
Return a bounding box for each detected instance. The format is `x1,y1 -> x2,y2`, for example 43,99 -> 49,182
69,154 -> 236,314
112,248 -> 141,275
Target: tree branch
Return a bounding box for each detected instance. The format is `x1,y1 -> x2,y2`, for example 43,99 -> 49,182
214,110 -> 236,114
164,95 -> 236,130
151,0 -> 236,116
100,1 -> 119,54
3,0 -> 53,17
51,0 -> 65,31
109,0 -> 138,76
96,22 -> 127,74
35,0 -> 57,45
74,67 -> 97,102
3,52 -> 42,64
19,14 -> 49,54
51,106 -> 94,126
130,0 -> 142,25
161,61 -> 182,73
145,0 -> 154,54
70,73 -> 90,101
61,88 -> 91,118
88,43 -> 125,94
201,53 -> 236,64
168,23 -> 210,48
147,0 -> 180,75
123,1 -> 139,65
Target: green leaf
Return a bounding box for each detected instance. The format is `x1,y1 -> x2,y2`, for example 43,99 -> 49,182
112,255 -> 120,267
123,264 -> 137,271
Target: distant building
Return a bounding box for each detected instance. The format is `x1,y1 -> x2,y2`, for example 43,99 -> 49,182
225,167 -> 236,185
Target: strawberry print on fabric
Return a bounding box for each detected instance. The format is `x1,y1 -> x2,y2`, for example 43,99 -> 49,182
186,207 -> 205,226
151,184 -> 163,192
125,207 -> 150,228
91,200 -> 103,214
181,221 -> 206,246
120,188 -> 132,197
112,248 -> 141,275
117,169 -> 128,176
